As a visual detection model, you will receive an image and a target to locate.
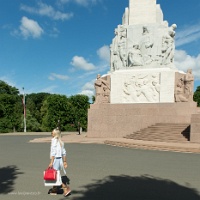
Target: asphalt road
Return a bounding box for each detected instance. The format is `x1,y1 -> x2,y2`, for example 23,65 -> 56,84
0,135 -> 200,200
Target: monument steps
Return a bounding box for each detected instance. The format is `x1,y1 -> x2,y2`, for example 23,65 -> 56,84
124,137 -> 189,143
125,135 -> 189,142
134,130 -> 190,136
104,140 -> 200,154
127,132 -> 189,138
124,123 -> 190,143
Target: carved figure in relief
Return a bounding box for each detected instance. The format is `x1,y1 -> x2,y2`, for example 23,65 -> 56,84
94,74 -> 110,104
112,28 -> 118,52
162,24 -> 177,65
123,76 -> 139,102
112,59 -> 118,71
140,26 -> 154,65
118,26 -> 127,68
128,44 -> 143,67
151,80 -> 160,101
118,43 -> 127,68
161,36 -> 174,65
152,80 -> 160,93
118,25 -> 127,40
110,28 -> 119,71
168,24 -> 177,38
184,69 -> 194,100
123,82 -> 133,102
102,85 -> 110,103
136,78 -> 155,102
110,25 -> 128,70
175,78 -> 188,102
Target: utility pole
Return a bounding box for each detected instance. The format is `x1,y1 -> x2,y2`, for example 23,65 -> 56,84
22,87 -> 26,132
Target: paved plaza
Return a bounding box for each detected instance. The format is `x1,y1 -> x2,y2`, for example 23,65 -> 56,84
0,134 -> 200,200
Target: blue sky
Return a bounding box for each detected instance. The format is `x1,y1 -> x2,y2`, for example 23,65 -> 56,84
1,0 -> 200,99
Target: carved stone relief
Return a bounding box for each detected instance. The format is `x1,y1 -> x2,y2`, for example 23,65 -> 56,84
161,24 -> 177,65
128,44 -> 143,67
184,69 -> 194,101
110,23 -> 177,72
123,73 -> 160,103
94,74 -> 111,104
174,69 -> 194,102
139,26 -> 154,65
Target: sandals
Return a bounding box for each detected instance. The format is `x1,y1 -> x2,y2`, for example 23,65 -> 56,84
48,185 -> 71,196
63,186 -> 71,197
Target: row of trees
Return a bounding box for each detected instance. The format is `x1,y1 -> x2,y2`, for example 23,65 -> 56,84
0,80 -> 90,133
0,80 -> 200,133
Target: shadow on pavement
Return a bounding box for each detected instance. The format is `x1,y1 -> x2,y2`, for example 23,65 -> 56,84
0,165 -> 23,194
68,175 -> 200,200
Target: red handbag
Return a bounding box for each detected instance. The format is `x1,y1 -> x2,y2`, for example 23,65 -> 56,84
43,168 -> 57,181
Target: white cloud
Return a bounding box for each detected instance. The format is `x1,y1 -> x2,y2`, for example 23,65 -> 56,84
41,85 -> 58,93
97,45 -> 110,63
80,89 -> 94,98
74,0 -> 98,6
20,2 -> 73,21
0,76 -> 16,88
79,81 -> 95,99
82,82 -> 94,90
58,0 -> 70,3
20,16 -> 44,39
49,73 -> 69,81
175,50 -> 200,80
176,23 -> 200,47
58,0 -> 99,7
70,46 -> 109,75
71,56 -> 96,71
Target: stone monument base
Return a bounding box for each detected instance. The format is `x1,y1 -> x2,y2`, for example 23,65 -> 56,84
191,113 -> 200,143
87,102 -> 198,138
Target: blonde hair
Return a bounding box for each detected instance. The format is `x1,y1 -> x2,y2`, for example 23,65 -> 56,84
52,128 -> 63,146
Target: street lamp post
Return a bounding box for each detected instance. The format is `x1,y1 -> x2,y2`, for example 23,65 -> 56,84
22,87 -> 26,132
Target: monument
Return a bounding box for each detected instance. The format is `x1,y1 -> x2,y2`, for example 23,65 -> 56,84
88,0 -> 199,142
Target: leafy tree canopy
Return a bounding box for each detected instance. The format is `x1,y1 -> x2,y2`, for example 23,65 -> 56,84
0,80 -> 90,133
194,86 -> 200,107
0,81 -> 19,95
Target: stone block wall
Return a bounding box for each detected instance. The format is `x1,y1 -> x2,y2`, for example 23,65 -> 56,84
87,102 -> 198,138
190,114 -> 200,143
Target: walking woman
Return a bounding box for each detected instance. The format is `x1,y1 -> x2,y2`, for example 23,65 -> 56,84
48,128 -> 71,196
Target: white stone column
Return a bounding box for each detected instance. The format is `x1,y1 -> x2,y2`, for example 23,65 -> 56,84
129,0 -> 157,25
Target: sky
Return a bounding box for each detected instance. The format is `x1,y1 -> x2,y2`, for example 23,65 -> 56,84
1,0 -> 200,99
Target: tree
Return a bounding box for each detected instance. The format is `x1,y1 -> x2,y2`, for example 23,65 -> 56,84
41,94 -> 74,131
26,93 -> 51,130
0,80 -> 92,133
0,81 -> 22,133
0,80 -> 19,95
20,109 -> 40,132
92,95 -> 95,104
194,86 -> 200,107
69,94 -> 90,131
